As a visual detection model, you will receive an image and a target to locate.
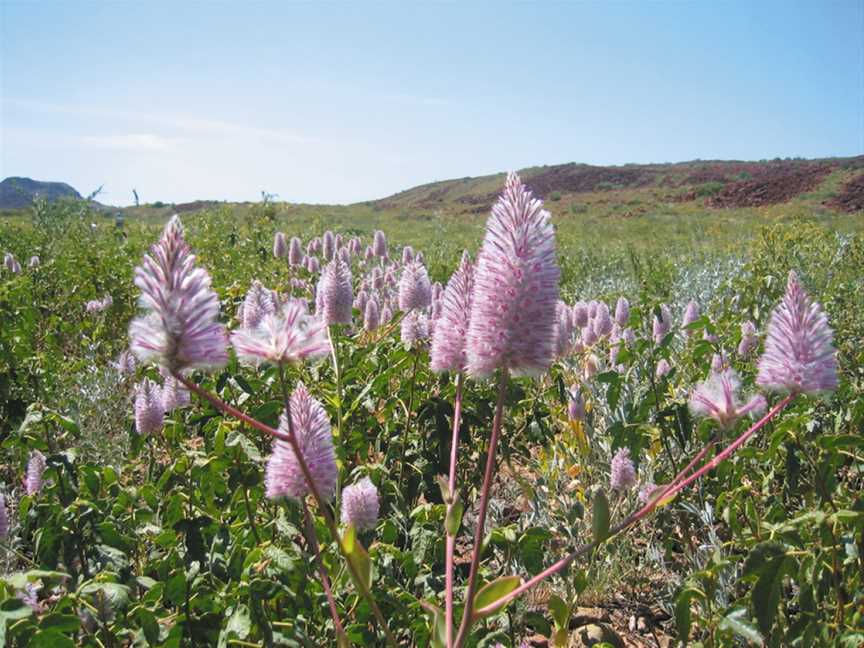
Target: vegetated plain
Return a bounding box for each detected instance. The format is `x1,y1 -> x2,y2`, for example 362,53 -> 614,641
0,156 -> 862,647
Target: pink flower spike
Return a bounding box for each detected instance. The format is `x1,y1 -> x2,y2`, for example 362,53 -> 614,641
232,299 -> 330,367
554,300 -> 575,358
398,261 -> 432,311
273,232 -> 288,259
756,271 -> 838,396
614,297 -> 630,327
340,476 -> 380,532
653,304 -> 672,344
240,281 -> 277,330
401,310 -> 429,349
465,173 -> 560,378
610,448 -> 636,491
682,300 -> 700,335
690,368 -> 767,430
316,258 -> 353,325
25,450 -> 46,496
134,378 -> 164,436
288,237 -> 304,266
363,298 -> 381,331
430,252 -> 475,373
129,216 -> 229,372
265,384 -> 338,502
738,321 -> 759,357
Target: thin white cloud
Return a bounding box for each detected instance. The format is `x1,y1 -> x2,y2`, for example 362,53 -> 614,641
3,98 -> 317,144
77,133 -> 179,152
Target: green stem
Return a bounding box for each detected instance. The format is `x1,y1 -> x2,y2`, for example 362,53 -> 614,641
397,348 -> 421,489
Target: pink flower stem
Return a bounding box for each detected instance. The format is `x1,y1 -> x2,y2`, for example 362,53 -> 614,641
453,370 -> 509,648
176,371 -> 398,647
470,393 -> 796,621
445,372 -> 464,648
302,501 -> 349,646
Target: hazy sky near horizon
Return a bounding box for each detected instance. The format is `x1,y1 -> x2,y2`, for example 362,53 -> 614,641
1,1 -> 862,206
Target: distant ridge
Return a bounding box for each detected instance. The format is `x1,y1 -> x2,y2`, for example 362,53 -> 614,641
0,177 -> 83,209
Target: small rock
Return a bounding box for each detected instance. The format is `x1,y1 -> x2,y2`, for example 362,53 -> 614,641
571,623 -> 625,648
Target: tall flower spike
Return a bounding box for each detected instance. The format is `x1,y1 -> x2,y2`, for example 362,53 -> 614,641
655,358 -> 671,379
372,230 -> 388,258
364,298 -> 381,331
29,256 -> 40,269
401,310 -> 429,349
240,281 -> 277,330
160,370 -> 191,412
322,230 -> 336,261
265,384 -> 338,502
288,237 -> 304,267
402,246 -> 415,264
756,271 -> 838,396
129,216 -> 229,371
398,261 -> 432,311
232,299 -> 330,367
610,448 -> 637,491
134,379 -> 164,436
614,297 -> 630,327
430,252 -> 475,372
305,256 -> 320,274
592,302 -> 613,338
553,300 -> 575,358
653,304 -> 672,344
738,321 -> 758,357
567,385 -> 585,422
690,368 -> 766,430
572,301 -> 589,328
682,300 -> 700,336
341,477 -> 380,532
465,172 -> 560,378
25,450 -> 46,496
273,232 -> 288,259
316,258 -> 353,325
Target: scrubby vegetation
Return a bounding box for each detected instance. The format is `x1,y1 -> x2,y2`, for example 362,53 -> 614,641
0,178 -> 862,647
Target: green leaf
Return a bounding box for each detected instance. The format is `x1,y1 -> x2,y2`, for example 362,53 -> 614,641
592,490 -> 611,543
547,593 -> 569,630
718,607 -> 763,644
81,582 -> 131,611
39,613 -> 80,633
30,629 -> 75,648
674,587 -> 703,639
341,525 -> 372,590
519,527 -> 552,576
445,496 -> 464,537
472,575 -> 521,620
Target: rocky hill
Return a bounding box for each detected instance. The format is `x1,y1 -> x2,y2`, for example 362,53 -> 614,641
0,177 -> 82,209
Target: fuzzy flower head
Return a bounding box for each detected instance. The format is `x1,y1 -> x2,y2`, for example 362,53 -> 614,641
232,299 -> 330,367
134,378 -> 164,436
265,384 -> 338,502
113,350 -> 137,376
398,261 -> 432,311
756,271 -> 838,396
288,237 -> 304,267
653,304 -> 672,344
682,300 -> 700,335
402,246 -> 415,264
380,303 -> 393,324
129,216 -> 229,372
25,450 -> 47,496
29,256 -> 40,269
567,385 -> 585,422
273,232 -> 288,259
316,258 -> 353,325
610,447 -> 637,491
305,255 -> 320,274
614,297 -> 630,328
372,230 -> 388,258
592,302 -> 614,338
465,172 -> 560,378
655,358 -> 671,379
340,477 -> 380,532
322,231 -> 336,261
572,301 -> 589,328
160,371 -> 191,412
690,368 -> 766,430
240,281 -> 277,330
738,321 -> 759,357
430,253 -> 475,373
553,300 -> 575,358
4,253 -> 19,273
363,298 -> 381,331
401,310 -> 429,349
638,482 -> 660,504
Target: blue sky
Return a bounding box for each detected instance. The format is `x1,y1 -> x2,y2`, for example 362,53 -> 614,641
1,1 -> 862,205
